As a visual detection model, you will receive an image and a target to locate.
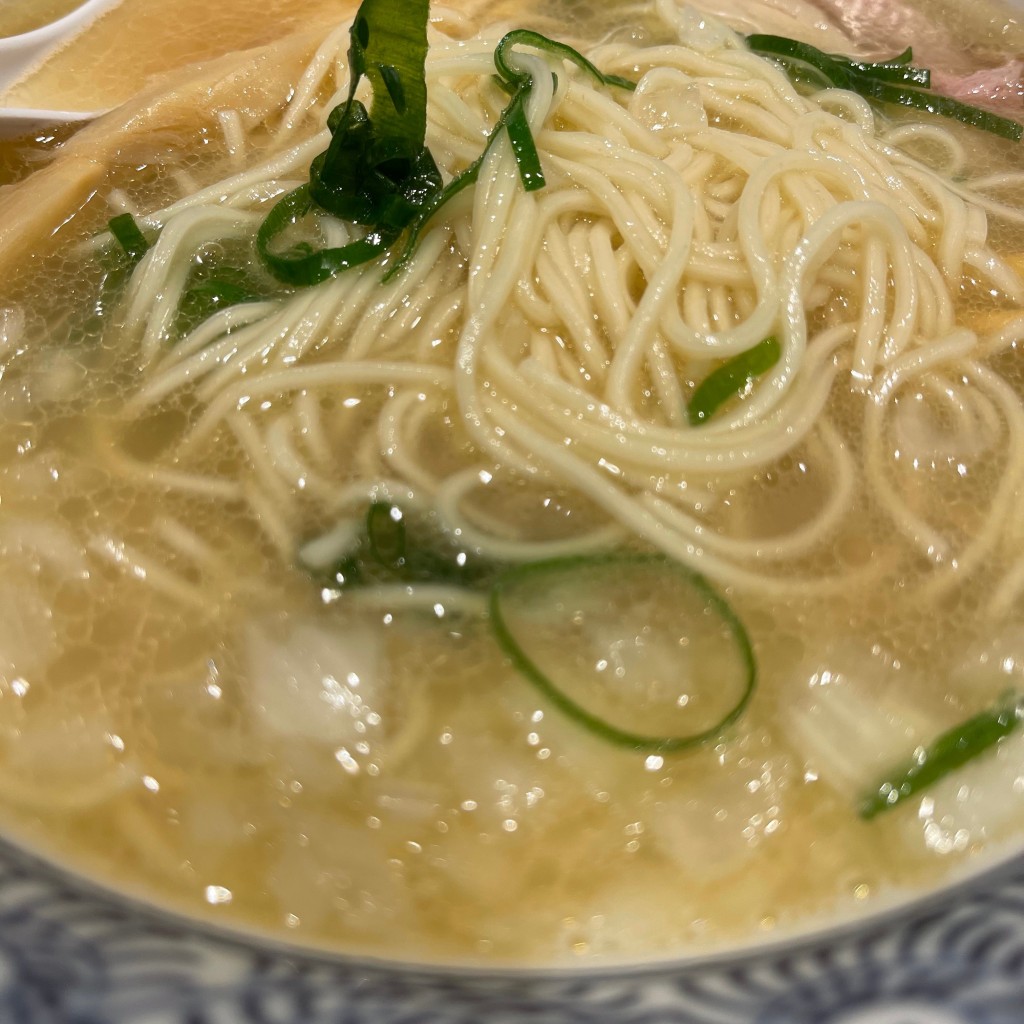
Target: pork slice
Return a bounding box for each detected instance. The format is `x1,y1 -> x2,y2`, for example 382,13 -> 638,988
811,0 -> 1024,116
698,0 -> 1024,117
932,60 -> 1024,116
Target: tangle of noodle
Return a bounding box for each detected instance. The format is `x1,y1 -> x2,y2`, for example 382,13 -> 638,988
101,0 -> 1024,604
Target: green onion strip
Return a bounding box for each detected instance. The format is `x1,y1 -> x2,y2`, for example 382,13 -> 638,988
257,185 -> 398,287
688,336 -> 781,427
493,29 -> 636,94
391,32 -> 634,274
108,213 -> 151,263
859,694 -> 1024,820
747,34 -> 1024,142
387,77 -> 533,276
256,15 -> 636,285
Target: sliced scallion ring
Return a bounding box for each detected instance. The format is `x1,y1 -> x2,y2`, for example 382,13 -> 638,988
489,553 -> 756,752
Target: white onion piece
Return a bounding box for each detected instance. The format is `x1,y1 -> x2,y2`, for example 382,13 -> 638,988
649,730 -> 790,883
784,643 -> 938,795
907,627 -> 1024,854
0,695 -> 135,813
0,579 -> 56,680
0,518 -> 90,579
243,618 -> 385,750
905,731 -> 1024,856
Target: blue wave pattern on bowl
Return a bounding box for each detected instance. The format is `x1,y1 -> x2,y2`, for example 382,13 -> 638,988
1,846 -> 1024,1024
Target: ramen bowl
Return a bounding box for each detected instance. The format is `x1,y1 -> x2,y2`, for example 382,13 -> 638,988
2,0 -> 1024,1019
2,837 -> 1024,1022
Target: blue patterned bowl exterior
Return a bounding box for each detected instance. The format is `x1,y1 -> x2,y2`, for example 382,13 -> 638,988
2,840 -> 1023,1024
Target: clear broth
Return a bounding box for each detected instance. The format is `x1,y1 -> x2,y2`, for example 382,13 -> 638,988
0,0 -> 1023,968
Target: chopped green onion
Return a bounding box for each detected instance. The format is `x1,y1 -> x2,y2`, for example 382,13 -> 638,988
256,10 -> 639,286
366,502 -> 407,566
391,35 -> 632,276
386,77 -> 534,277
746,34 -> 860,90
494,29 -> 636,92
688,336 -> 781,427
108,213 -> 151,263
859,693 -> 1024,819
856,76 -> 1024,141
175,270 -> 262,336
310,0 -> 439,225
310,504 -> 496,591
87,215 -> 151,341
384,162 -> 480,279
489,30 -> 634,196
185,278 -> 251,309
748,37 -> 927,89
846,49 -> 930,88
257,185 -> 397,287
747,34 -> 1024,142
258,0 -> 439,284
255,13 -> 633,287
504,92 -> 546,192
490,553 -> 756,752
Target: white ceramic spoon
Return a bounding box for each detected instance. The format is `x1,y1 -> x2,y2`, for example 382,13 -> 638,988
0,0 -> 123,136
